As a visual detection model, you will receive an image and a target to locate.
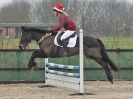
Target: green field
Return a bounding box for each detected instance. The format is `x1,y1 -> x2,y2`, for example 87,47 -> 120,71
0,38 -> 38,49
0,36 -> 133,49
101,36 -> 133,49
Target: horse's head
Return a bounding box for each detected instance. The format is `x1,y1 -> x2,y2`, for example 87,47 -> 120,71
19,28 -> 32,50
18,26 -> 48,50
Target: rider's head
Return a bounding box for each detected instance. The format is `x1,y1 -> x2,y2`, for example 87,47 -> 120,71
53,4 -> 68,16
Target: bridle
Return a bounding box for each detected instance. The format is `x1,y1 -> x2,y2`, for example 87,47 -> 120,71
19,31 -> 32,50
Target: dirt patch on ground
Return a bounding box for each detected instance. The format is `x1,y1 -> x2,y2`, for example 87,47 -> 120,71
0,81 -> 133,99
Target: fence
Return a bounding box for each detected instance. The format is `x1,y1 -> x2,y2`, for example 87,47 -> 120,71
0,25 -> 133,82
0,49 -> 133,83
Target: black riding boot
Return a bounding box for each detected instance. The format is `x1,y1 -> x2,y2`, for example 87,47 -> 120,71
62,40 -> 68,56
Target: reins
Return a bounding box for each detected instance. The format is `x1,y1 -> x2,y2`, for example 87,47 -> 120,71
37,33 -> 52,44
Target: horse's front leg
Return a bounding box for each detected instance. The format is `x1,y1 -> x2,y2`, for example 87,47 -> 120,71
28,49 -> 47,70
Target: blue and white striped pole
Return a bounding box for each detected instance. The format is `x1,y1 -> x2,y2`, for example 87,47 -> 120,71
46,69 -> 80,78
46,63 -> 80,70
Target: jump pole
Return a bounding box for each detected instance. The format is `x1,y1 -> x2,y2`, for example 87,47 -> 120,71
79,29 -> 84,94
44,29 -> 84,94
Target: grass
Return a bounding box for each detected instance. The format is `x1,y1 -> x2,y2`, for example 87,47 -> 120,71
0,38 -> 39,49
100,36 -> 133,49
0,36 -> 133,49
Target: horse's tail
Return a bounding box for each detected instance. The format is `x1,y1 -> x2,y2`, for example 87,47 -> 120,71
97,38 -> 118,71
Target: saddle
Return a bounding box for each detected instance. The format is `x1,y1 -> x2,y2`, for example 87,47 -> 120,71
56,32 -> 76,47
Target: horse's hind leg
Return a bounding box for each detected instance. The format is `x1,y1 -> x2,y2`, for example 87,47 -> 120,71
85,55 -> 113,84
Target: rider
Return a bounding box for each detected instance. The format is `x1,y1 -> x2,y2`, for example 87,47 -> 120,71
51,4 -> 77,56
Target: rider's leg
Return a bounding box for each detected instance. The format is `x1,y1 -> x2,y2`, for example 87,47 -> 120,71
60,30 -> 75,40
62,39 -> 68,56
60,30 -> 75,56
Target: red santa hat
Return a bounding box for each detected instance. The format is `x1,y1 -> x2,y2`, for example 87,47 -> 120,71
53,4 -> 64,13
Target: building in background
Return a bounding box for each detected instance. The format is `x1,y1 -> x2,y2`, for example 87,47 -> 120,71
0,27 -> 17,38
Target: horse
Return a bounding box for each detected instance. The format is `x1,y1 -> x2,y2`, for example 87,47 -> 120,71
18,26 -> 118,84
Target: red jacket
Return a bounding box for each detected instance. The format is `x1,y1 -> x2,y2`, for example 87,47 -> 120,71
52,14 -> 76,33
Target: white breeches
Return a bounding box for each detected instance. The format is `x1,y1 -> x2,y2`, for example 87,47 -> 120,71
60,30 -> 75,41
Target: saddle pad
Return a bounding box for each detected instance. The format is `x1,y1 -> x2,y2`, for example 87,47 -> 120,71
54,33 -> 77,48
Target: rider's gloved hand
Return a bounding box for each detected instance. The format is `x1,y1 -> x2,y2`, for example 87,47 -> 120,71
52,31 -> 58,35
47,30 -> 57,35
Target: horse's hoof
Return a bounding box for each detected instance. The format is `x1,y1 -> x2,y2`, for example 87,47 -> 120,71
108,76 -> 113,84
28,66 -> 34,71
28,63 -> 38,71
110,79 -> 113,84
108,73 -> 113,84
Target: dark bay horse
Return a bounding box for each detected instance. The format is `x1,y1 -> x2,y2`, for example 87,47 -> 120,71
19,26 -> 118,84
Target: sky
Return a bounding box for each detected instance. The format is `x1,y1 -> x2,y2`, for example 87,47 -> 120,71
0,0 -> 12,7
0,0 -> 42,7
0,0 -> 132,7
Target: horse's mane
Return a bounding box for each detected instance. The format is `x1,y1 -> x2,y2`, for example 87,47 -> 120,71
44,33 -> 55,39
40,33 -> 56,43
